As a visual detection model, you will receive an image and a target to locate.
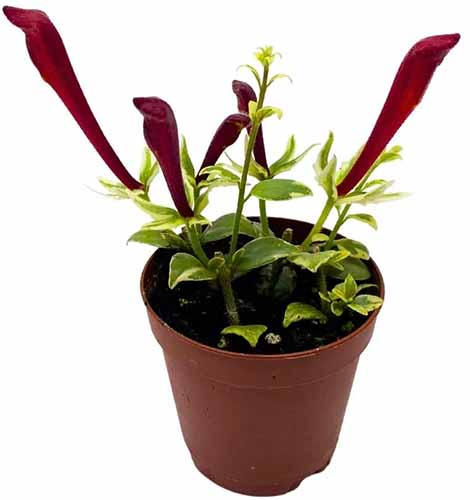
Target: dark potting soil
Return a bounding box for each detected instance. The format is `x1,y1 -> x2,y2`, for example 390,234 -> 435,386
145,236 -> 378,355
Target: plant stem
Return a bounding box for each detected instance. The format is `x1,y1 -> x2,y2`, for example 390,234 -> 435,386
218,265 -> 240,325
300,197 -> 335,251
186,222 -> 209,267
325,167 -> 376,250
317,268 -> 330,314
259,199 -> 270,236
324,205 -> 351,249
229,65 -> 270,259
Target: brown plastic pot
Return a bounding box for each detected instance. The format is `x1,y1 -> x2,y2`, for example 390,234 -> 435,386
141,217 -> 384,496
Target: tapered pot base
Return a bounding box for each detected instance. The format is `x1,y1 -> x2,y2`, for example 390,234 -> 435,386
191,453 -> 332,496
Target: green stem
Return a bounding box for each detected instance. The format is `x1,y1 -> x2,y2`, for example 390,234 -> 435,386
218,265 -> 240,325
259,199 -> 270,236
186,222 -> 209,267
317,268 -> 330,314
300,198 -> 335,251
229,65 -> 270,259
325,167 -> 376,250
324,205 -> 351,250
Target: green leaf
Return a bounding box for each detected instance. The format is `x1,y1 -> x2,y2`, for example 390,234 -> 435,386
344,274 -> 358,301
249,159 -> 270,180
199,164 -> 240,182
348,294 -> 383,315
325,250 -> 351,269
269,135 -> 296,172
335,239 -> 369,260
288,250 -> 341,273
357,283 -> 378,293
139,147 -> 159,188
270,142 -> 319,177
267,73 -> 293,88
363,179 -> 390,189
207,254 -> 226,272
237,64 -> 262,88
221,324 -> 268,348
362,192 -> 411,204
186,215 -> 211,227
370,145 -> 402,172
331,301 -> 346,316
256,106 -> 283,121
131,195 -> 178,218
194,189 -> 209,215
98,177 -> 131,199
202,213 -> 257,243
233,237 -> 299,274
335,145 -> 363,186
283,302 -> 327,328
181,137 -> 195,178
326,257 -> 371,281
142,217 -> 186,231
127,229 -> 187,249
131,195 -> 185,229
329,281 -> 349,302
250,179 -> 312,201
345,213 -> 378,230
336,178 -> 409,206
310,233 -> 330,243
316,155 -> 337,198
335,180 -> 392,205
198,178 -> 239,190
223,153 -> 244,174
168,253 -> 216,289
181,137 -> 196,209
314,131 -> 334,176
314,133 -> 337,198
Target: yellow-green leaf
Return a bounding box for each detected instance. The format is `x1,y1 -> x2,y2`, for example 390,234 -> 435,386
283,302 -> 327,328
221,324 -> 268,348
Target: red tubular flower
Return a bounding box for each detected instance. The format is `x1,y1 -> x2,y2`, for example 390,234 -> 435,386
3,6 -> 142,190
337,34 -> 460,196
196,113 -> 251,182
232,80 -> 269,171
133,97 -> 193,218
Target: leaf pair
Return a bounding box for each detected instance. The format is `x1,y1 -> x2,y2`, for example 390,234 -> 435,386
320,275 -> 382,316
336,179 -> 409,206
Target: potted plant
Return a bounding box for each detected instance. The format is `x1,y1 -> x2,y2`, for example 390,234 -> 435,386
3,5 -> 460,496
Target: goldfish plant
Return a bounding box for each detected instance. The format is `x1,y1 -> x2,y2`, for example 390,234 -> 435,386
3,5 -> 460,352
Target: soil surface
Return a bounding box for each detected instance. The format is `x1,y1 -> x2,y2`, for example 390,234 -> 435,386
144,234 -> 380,355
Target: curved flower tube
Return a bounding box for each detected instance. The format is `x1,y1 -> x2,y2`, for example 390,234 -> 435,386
337,33 -> 460,196
196,113 -> 251,182
232,80 -> 269,170
133,97 -> 193,218
3,6 -> 142,191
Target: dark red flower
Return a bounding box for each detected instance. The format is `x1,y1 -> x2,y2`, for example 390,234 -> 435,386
197,113 -> 251,182
3,6 -> 142,190
232,80 -> 268,171
337,34 -> 460,196
133,97 -> 194,218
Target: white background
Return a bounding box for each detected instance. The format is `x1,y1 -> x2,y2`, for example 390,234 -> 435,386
1,0 -> 469,498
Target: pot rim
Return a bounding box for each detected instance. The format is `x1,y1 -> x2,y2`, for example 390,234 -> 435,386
140,217 -> 385,361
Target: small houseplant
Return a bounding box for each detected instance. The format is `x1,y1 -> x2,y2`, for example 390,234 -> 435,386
3,5 -> 460,496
